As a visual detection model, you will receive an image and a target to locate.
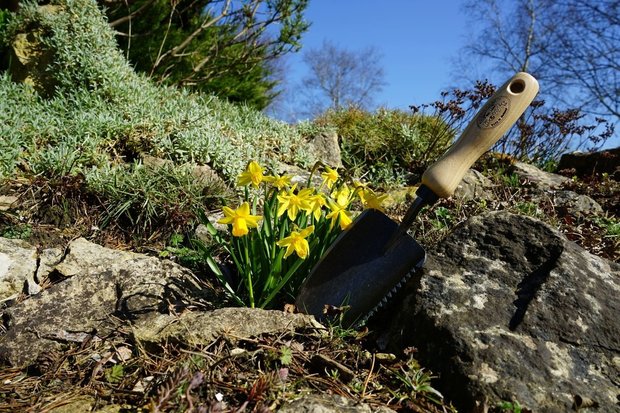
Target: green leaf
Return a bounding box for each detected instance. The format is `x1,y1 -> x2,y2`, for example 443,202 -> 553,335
105,364 -> 124,384
279,346 -> 293,366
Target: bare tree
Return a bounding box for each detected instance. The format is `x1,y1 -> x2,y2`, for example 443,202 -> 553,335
300,40 -> 386,117
461,0 -> 619,123
542,0 -> 620,120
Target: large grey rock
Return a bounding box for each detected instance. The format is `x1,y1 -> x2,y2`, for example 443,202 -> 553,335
0,237 -> 38,302
383,212 -> 620,412
0,238 -> 214,367
278,394 -> 396,413
133,307 -> 323,347
512,161 -> 570,189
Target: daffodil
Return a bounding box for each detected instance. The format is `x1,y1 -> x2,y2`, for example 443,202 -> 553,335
307,193 -> 327,220
326,184 -> 353,230
217,202 -> 262,237
237,161 -> 272,188
269,174 -> 292,190
277,225 -> 314,259
277,185 -> 313,221
360,189 -> 388,213
321,166 -> 339,189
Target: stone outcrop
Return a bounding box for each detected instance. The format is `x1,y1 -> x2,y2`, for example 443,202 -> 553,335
454,169 -> 496,201
8,5 -> 61,96
132,307 -> 322,347
0,237 -> 215,367
0,237 -> 322,370
382,211 -> 620,412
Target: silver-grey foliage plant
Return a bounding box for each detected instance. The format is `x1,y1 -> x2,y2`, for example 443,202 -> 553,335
0,0 -> 312,184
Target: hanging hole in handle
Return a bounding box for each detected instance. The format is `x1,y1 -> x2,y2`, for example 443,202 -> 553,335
509,79 -> 526,94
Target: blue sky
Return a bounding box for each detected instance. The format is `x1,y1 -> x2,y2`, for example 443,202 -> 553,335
271,1 -> 619,149
272,0 -> 475,120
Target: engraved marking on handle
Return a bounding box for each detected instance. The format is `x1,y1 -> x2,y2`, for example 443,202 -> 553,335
477,96 -> 511,129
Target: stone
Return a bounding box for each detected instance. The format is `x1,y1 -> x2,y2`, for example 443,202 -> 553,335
308,130 -> 343,168
132,307 -> 323,347
382,211 -> 620,413
512,161 -> 570,189
550,190 -> 603,215
141,154 -> 227,188
276,163 -> 324,189
278,394 -> 396,413
0,195 -> 19,211
9,5 -> 61,97
35,247 -> 65,284
0,237 -> 38,302
0,238 -> 214,368
453,169 -> 495,201
558,147 -> 620,180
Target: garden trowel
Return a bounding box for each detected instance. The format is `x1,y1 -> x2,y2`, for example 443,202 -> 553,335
296,72 -> 539,327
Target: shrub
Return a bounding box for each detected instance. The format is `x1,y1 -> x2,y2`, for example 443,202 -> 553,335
314,107 -> 454,187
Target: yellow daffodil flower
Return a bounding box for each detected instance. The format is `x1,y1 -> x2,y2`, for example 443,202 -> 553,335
237,161 -> 272,188
277,225 -> 314,259
269,174 -> 292,190
277,185 -> 313,221
360,189 -> 388,213
217,202 -> 262,237
308,193 -> 327,221
321,166 -> 339,189
326,184 -> 353,230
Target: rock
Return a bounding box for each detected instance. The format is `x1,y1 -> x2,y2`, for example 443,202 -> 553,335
307,130 -> 343,168
278,394 -> 396,413
0,238 -> 215,368
383,211 -> 620,412
512,161 -> 570,189
558,147 -> 620,180
453,169 -> 495,201
0,237 -> 38,302
9,5 -> 61,96
141,154 -> 227,188
35,247 -> 65,284
550,190 -> 603,215
276,163 -> 324,189
132,307 -> 323,347
0,195 -> 19,211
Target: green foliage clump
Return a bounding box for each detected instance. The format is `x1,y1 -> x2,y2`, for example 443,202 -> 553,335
314,107 -> 454,187
0,0 -> 313,233
86,162 -> 228,233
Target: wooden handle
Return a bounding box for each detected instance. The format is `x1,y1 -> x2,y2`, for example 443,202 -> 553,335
421,72 -> 539,198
